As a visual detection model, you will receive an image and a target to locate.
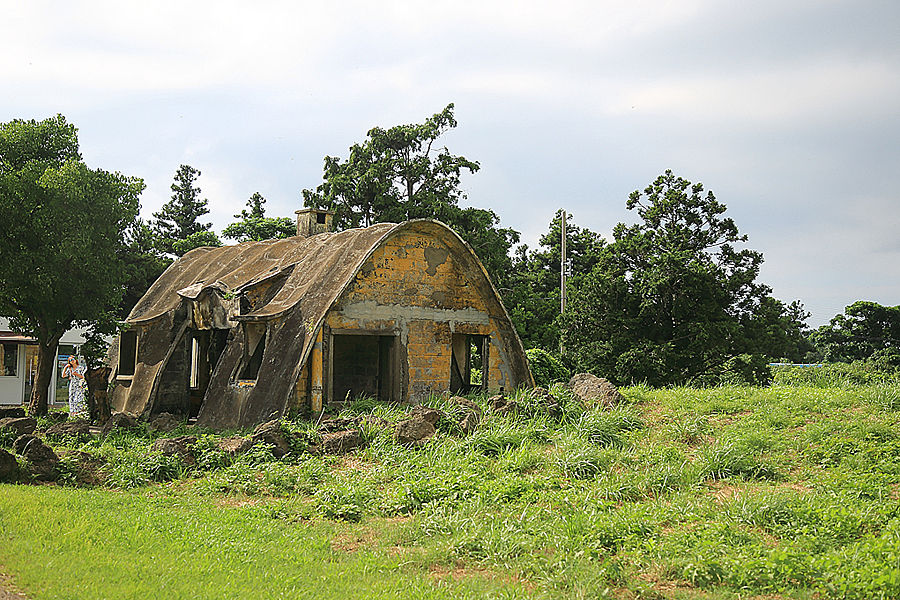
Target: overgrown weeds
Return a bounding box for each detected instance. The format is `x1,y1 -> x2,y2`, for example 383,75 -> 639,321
3,382 -> 900,599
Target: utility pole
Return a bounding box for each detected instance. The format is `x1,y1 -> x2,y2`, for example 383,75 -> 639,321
560,209 -> 567,314
560,209 -> 567,356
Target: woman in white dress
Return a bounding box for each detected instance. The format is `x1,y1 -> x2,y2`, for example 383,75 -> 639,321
62,355 -> 88,418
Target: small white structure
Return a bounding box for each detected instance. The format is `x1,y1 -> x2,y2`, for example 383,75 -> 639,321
0,317 -> 93,406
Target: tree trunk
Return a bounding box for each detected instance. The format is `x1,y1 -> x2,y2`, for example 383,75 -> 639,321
28,338 -> 61,417
86,366 -> 112,424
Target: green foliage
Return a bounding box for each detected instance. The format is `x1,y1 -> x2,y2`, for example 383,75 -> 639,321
222,192 -> 295,243
8,383 -> 900,598
0,114 -> 144,415
116,218 -> 173,319
505,210 -> 606,350
171,230 -> 222,255
302,104 -> 520,289
152,164 -> 213,256
773,362 -> 900,387
559,170 -> 810,387
811,300 -> 900,363
104,449 -> 183,489
525,348 -> 570,387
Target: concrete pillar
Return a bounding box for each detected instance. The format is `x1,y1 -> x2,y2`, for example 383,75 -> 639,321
310,328 -> 323,413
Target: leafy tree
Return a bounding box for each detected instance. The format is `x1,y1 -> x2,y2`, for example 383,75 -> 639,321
559,170 -> 808,386
117,218 -> 172,319
505,211 -> 606,350
172,231 -> 222,256
152,164 -> 212,256
0,115 -> 144,415
302,104 -> 518,287
222,192 -> 295,242
810,301 -> 900,362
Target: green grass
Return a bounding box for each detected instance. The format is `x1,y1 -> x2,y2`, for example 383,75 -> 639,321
3,381 -> 900,599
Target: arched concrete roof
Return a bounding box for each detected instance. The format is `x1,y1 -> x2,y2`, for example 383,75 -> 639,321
121,220 -> 532,427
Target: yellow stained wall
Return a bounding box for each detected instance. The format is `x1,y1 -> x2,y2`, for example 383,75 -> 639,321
336,230 -> 510,402
291,229 -> 516,408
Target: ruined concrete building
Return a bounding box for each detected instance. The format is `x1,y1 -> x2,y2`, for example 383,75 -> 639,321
109,210 -> 533,429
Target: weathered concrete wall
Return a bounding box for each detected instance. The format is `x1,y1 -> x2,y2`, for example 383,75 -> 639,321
321,229 -> 519,403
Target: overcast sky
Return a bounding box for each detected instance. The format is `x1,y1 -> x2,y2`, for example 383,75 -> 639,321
4,0 -> 898,327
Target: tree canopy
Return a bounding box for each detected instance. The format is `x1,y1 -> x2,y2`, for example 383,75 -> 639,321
559,170 -> 809,386
504,210 -> 606,350
152,164 -> 215,256
222,192 -> 295,243
0,115 -> 144,414
810,301 -> 900,363
302,104 -> 519,288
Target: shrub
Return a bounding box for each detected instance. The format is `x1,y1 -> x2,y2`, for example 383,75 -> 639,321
526,348 -> 570,387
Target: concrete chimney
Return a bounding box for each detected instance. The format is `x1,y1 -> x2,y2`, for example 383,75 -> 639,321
295,208 -> 334,237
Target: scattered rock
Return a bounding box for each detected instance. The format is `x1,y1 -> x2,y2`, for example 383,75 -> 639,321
394,414 -> 436,446
450,396 -> 483,418
496,400 -> 520,417
0,407 -> 26,419
44,421 -> 92,442
530,387 -> 562,419
216,436 -> 254,456
58,450 -> 105,486
459,411 -> 480,435
322,429 -> 365,455
250,420 -> 293,458
0,448 -> 19,482
407,405 -> 443,425
14,434 -> 59,481
44,412 -> 69,424
149,412 -> 184,433
151,435 -> 198,465
101,412 -> 140,436
358,415 -> 389,430
568,374 -> 624,408
489,395 -> 506,410
318,417 -> 360,433
0,417 -> 36,437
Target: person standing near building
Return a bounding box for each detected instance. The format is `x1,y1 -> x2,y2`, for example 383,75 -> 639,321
62,355 -> 87,419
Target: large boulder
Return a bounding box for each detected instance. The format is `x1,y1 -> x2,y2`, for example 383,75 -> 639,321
13,434 -> 59,481
568,374 -> 624,408
0,417 -> 36,437
148,412 -> 184,433
322,430 -> 365,455
0,448 -> 20,482
394,406 -> 444,446
44,421 -> 92,443
151,435 -> 198,465
0,407 -> 26,419
394,416 -> 436,446
530,387 -> 563,419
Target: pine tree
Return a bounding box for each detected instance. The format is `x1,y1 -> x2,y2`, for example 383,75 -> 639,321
152,164 -> 212,256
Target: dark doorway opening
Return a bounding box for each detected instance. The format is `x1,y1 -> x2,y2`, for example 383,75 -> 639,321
189,329 -> 228,417
450,334 -> 489,394
332,333 -> 397,403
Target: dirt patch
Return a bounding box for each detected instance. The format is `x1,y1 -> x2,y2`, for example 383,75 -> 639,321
0,571 -> 29,600
427,563 -> 535,591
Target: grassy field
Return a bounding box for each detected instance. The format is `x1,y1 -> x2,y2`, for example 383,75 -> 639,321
3,372 -> 900,599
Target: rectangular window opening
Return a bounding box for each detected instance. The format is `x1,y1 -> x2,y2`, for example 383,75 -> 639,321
238,322 -> 267,380
190,336 -> 201,389
119,330 -> 138,377
450,334 -> 488,394
1,343 -> 17,377
331,333 -> 397,403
